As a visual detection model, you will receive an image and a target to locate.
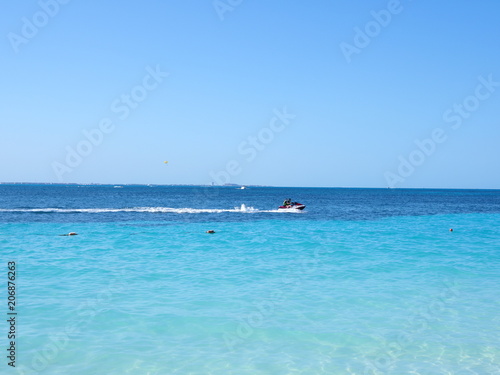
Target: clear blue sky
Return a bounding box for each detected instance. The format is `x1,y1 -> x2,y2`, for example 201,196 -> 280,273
1,0 -> 499,188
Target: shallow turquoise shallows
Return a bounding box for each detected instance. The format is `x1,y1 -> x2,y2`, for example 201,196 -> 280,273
1,185 -> 499,374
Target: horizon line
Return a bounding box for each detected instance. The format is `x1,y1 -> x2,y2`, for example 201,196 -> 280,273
1,182 -> 499,191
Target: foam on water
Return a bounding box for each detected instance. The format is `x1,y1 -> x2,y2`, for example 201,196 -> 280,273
0,204 -> 303,214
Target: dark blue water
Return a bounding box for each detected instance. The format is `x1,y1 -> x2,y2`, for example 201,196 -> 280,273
0,184 -> 499,223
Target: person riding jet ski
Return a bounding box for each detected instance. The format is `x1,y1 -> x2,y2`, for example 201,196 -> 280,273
279,198 -> 306,210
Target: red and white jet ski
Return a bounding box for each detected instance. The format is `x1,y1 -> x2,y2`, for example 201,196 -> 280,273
278,202 -> 306,210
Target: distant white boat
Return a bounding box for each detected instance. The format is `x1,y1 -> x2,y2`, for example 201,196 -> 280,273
113,186 -> 123,188
239,186 -> 247,190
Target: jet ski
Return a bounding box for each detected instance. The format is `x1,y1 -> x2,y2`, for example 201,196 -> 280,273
278,202 -> 306,210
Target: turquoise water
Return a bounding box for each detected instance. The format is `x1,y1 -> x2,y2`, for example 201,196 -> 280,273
1,186 -> 499,374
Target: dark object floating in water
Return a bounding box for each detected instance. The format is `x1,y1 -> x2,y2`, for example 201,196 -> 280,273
60,232 -> 78,236
206,230 -> 215,234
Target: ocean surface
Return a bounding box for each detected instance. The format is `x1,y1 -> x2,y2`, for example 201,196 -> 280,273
1,184 -> 499,375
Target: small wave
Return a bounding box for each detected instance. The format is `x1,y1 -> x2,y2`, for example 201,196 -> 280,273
0,204 -> 299,214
